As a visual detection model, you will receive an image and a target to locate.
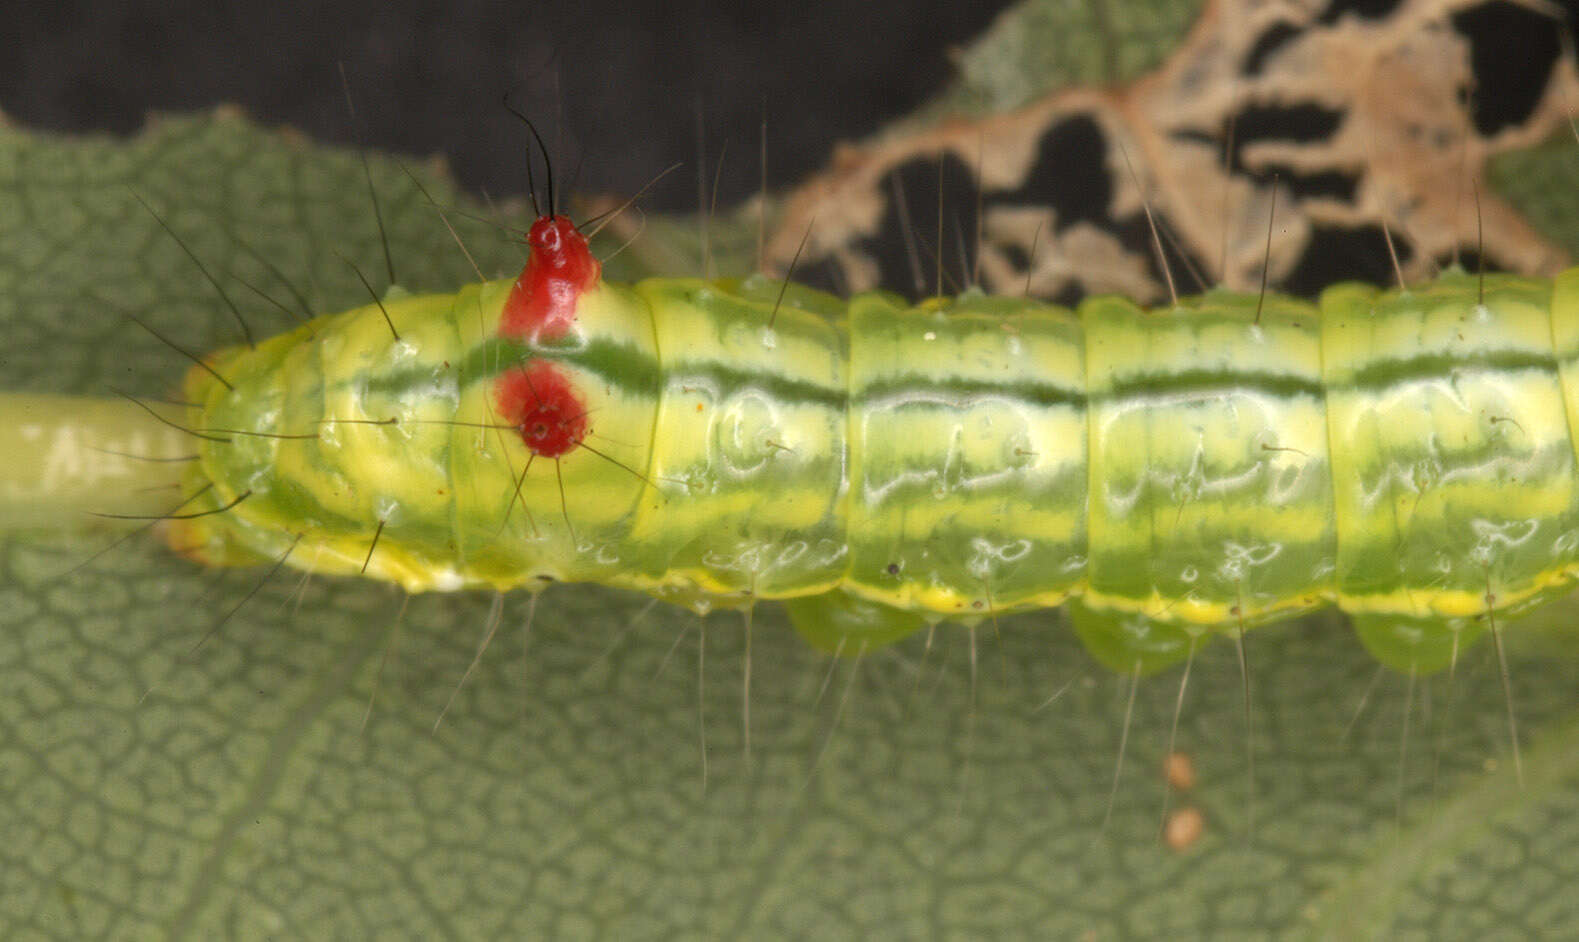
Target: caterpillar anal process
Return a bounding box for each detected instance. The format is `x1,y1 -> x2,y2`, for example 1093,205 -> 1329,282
166,212 -> 1579,676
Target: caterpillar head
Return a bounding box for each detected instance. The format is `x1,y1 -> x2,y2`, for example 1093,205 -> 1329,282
165,211 -> 659,594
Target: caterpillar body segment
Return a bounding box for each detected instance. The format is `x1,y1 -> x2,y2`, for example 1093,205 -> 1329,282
169,213 -> 1579,675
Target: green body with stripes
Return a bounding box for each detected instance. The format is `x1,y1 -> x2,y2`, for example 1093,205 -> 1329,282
173,266 -> 1579,674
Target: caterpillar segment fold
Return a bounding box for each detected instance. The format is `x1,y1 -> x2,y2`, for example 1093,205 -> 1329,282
167,213 -> 1579,674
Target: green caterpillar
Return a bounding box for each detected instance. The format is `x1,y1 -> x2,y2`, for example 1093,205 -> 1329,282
168,210 -> 1579,677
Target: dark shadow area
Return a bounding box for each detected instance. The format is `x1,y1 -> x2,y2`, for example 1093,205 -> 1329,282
0,0 -> 1017,210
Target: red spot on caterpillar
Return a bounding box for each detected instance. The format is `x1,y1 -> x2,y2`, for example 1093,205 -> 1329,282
495,360 -> 587,458
499,215 -> 601,341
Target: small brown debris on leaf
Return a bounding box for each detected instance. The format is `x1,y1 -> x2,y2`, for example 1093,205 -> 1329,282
1165,806 -> 1206,852
1164,751 -> 1197,791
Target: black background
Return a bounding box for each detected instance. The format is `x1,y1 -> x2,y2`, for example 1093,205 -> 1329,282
0,0 -> 1017,211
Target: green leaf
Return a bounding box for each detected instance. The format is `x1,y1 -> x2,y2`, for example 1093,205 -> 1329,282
939,0 -> 1199,113
6,24 -> 1579,942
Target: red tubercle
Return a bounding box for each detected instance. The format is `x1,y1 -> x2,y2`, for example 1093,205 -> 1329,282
499,215 -> 602,342
495,360 -> 588,458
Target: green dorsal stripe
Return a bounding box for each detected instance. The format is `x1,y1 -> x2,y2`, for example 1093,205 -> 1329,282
1342,349 -> 1558,390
